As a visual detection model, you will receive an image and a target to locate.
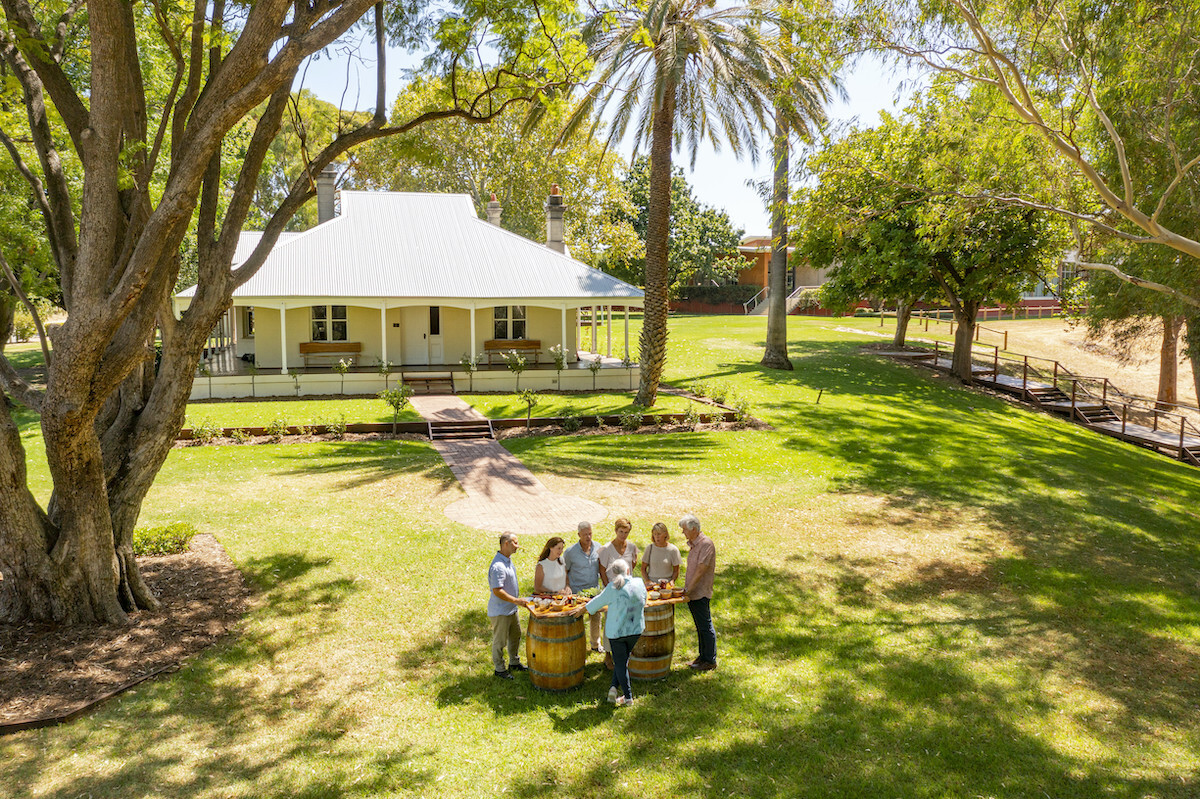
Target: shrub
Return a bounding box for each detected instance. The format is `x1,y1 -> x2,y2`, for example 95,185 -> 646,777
588,355 -> 603,390
332,358 -> 352,394
683,404 -> 702,430
732,397 -> 753,424
502,350 -> 527,389
264,417 -> 289,442
689,379 -> 709,398
560,409 -> 583,432
709,381 -> 730,404
132,522 -> 198,556
379,385 -> 415,433
676,284 -> 762,305
326,414 -> 348,440
618,407 -> 644,431
190,418 -> 221,444
793,287 -> 824,312
288,367 -> 302,396
229,428 -> 251,444
548,344 -> 567,382
460,354 -> 477,391
651,413 -> 665,428
518,388 -> 540,432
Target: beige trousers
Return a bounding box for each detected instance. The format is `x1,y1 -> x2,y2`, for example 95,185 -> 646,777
489,613 -> 521,672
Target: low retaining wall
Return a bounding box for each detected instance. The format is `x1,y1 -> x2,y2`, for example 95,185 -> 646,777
177,411 -> 737,441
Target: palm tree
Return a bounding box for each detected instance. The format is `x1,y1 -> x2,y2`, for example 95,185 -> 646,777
761,7 -> 838,370
558,0 -> 818,405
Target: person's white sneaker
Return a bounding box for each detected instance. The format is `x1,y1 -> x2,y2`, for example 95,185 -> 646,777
607,687 -> 620,704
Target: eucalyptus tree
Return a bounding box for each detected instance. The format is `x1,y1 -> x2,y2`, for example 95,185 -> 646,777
798,123 -> 942,348
798,93 -> 1067,380
0,0 -> 583,625
853,0 -> 1200,385
549,0 -> 800,406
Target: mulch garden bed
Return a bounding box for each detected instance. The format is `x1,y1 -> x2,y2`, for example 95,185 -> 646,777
0,534 -> 252,732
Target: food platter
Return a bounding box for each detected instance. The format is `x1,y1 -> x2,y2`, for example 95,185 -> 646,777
645,580 -> 688,606
522,594 -> 589,618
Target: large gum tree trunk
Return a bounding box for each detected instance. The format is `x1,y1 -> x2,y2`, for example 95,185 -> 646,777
635,73 -> 676,408
1157,315 -> 1183,410
1185,313 -> 1200,407
893,298 -> 914,348
950,301 -> 980,383
0,0 -> 405,625
0,285 -> 219,624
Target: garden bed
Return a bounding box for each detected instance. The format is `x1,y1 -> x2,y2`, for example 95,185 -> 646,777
0,535 -> 251,733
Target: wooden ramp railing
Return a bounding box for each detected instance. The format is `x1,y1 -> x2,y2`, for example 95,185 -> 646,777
895,340 -> 1200,467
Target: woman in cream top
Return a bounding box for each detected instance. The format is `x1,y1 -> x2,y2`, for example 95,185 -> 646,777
535,536 -> 569,594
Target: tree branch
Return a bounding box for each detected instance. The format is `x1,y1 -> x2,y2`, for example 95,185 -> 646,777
1070,260 -> 1200,309
0,248 -> 53,369
0,0 -> 91,151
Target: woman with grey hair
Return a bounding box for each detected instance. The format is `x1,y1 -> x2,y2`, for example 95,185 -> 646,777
575,558 -> 646,706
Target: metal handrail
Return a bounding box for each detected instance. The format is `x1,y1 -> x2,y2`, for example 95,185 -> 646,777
742,287 -> 768,314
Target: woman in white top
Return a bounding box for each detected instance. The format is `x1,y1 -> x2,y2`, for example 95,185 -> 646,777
535,536 -> 569,594
640,522 -> 682,583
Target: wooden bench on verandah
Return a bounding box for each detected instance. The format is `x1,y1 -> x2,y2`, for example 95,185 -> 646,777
483,339 -> 541,365
299,341 -> 362,368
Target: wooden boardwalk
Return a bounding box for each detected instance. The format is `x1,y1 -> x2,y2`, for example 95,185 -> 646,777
879,349 -> 1200,468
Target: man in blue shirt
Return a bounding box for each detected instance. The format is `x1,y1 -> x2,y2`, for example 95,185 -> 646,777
488,532 -> 528,679
563,520 -> 603,652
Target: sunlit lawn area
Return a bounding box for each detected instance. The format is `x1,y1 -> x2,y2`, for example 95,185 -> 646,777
3,315 -> 1200,798
182,393 -> 699,429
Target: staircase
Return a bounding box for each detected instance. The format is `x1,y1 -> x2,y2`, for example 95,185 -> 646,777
403,372 -> 455,394
427,419 -> 495,441
1183,446 -> 1200,467
1074,405 -> 1121,425
1026,385 -> 1071,407
748,285 -> 813,316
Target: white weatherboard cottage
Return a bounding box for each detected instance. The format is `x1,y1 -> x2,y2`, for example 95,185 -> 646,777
175,173 -> 644,399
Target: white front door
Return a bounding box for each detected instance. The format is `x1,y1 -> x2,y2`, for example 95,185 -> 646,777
402,306 -> 429,365
428,306 -> 444,364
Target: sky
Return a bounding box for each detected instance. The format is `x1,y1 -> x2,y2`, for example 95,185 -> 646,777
297,35 -> 913,236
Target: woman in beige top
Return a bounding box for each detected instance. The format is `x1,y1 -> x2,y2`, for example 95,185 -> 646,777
640,522 -> 682,583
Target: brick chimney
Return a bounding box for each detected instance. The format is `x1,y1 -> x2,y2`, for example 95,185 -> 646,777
544,183 -> 565,253
486,193 -> 502,226
316,164 -> 338,224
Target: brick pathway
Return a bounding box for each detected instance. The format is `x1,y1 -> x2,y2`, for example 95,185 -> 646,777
410,396 -> 607,534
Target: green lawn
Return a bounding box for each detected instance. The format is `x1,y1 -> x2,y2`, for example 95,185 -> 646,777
3,315 -> 1199,798
183,392 -> 699,429
185,397 -> 427,427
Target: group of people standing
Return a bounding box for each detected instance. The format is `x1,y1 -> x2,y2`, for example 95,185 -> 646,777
486,514 -> 718,706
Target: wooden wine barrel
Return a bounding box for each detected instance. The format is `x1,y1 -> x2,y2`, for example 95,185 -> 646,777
629,603 -> 675,681
526,614 -> 586,692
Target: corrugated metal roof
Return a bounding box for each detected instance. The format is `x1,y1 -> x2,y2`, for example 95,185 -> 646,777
178,192 -> 643,301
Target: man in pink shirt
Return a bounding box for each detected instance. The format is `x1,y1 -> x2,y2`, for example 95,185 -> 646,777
679,513 -> 716,671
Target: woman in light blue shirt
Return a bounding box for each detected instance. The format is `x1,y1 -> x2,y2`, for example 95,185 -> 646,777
577,559 -> 646,706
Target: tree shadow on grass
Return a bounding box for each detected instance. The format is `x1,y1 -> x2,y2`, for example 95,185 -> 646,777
503,432 -> 726,481
1,552 -> 437,799
504,558 -> 1198,798
274,439 -> 460,493
395,605 -> 713,732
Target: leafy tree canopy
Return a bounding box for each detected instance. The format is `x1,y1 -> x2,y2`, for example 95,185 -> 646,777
600,156 -> 743,296
349,78 -> 628,256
